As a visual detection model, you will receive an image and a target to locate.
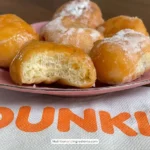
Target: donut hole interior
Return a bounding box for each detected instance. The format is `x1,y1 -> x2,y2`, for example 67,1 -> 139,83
136,53 -> 150,76
21,52 -> 93,87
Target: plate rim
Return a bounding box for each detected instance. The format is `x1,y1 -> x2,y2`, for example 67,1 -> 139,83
0,77 -> 149,92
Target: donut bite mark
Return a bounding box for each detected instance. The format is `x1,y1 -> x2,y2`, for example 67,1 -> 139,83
53,0 -> 104,28
0,14 -> 39,68
10,41 -> 96,88
98,15 -> 149,37
90,29 -> 150,85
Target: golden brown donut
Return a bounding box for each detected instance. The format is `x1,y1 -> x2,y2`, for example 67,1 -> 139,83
0,14 -> 39,68
98,15 -> 149,37
53,0 -> 104,28
10,41 -> 96,88
90,29 -> 150,85
40,16 -> 103,54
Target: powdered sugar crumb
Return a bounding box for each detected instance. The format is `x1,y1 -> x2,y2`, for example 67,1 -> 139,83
99,29 -> 150,53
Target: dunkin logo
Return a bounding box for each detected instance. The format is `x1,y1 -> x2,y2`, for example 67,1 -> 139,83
0,106 -> 149,136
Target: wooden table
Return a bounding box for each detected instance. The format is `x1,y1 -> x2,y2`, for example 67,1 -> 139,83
0,0 -> 150,32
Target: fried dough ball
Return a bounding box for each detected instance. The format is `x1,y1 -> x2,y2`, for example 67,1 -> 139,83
10,41 -> 96,88
0,14 -> 39,68
40,16 -> 103,54
53,0 -> 104,28
90,29 -> 150,85
98,15 -> 149,37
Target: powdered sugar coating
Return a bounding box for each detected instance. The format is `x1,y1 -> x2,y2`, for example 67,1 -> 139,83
41,17 -> 101,43
90,31 -> 101,41
41,17 -> 67,34
120,15 -> 139,21
99,29 -> 150,53
54,0 -> 90,18
41,16 -> 101,53
78,28 -> 84,33
40,17 -> 68,43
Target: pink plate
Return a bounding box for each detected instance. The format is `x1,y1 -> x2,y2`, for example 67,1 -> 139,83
0,22 -> 150,97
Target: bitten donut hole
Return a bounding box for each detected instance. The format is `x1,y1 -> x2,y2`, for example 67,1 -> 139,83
21,52 -> 94,87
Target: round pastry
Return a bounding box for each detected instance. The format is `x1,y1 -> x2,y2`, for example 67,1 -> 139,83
0,14 -> 39,68
40,16 -> 103,54
90,29 -> 150,85
98,15 -> 149,37
10,41 -> 96,88
53,0 -> 104,28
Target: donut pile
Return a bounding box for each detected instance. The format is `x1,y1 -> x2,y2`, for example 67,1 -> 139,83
40,0 -> 150,85
1,0 -> 150,88
40,0 -> 104,54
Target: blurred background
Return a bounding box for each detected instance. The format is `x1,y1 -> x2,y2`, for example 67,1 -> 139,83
1,0 -> 150,31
